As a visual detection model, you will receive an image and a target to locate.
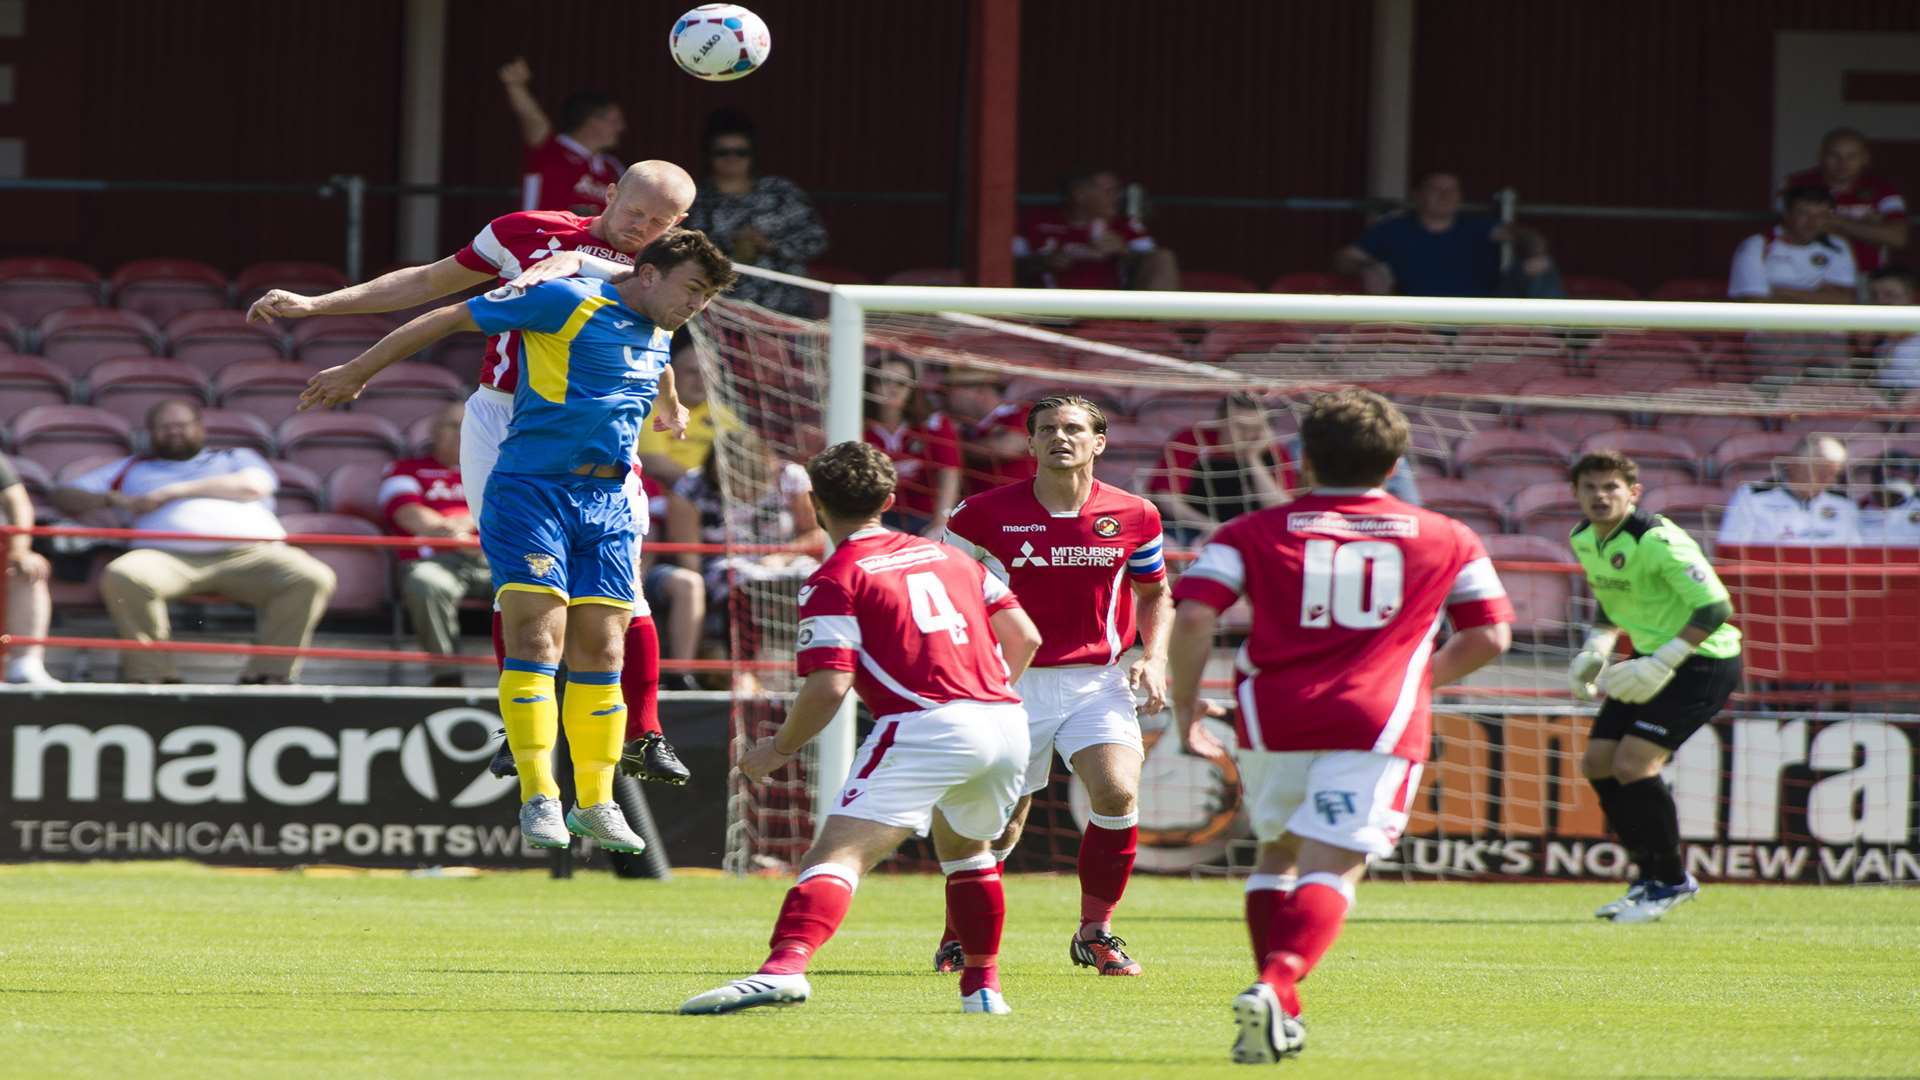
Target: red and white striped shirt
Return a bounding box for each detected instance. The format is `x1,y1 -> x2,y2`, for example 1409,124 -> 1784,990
1171,489 -> 1513,762
379,457 -> 470,561
451,210 -> 634,392
797,528 -> 1023,719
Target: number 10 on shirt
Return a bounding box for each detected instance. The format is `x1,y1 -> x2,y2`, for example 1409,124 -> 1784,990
1300,540 -> 1405,629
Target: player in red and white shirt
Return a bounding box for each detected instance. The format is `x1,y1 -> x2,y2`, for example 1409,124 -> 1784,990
380,403 -> 483,686
1167,390 -> 1513,1064
498,57 -> 625,215
249,162 -> 697,786
1778,127 -> 1909,274
1730,185 -> 1857,303
933,395 -> 1172,978
680,441 -> 1042,1017
1012,167 -> 1179,290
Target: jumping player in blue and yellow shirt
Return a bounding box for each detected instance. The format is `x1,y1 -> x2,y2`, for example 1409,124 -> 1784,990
301,230 -> 734,852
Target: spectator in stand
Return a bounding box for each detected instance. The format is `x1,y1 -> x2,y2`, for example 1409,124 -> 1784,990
52,400 -> 336,684
1334,172 -> 1562,297
1778,127 -> 1909,276
863,355 -> 962,535
684,108 -> 827,316
1729,185 -> 1858,304
1868,265 -> 1920,389
383,403 -> 485,687
1717,436 -> 1859,546
498,57 -> 625,215
1858,452 -> 1920,546
637,469 -> 705,692
1,451 -> 57,684
1148,392 -> 1300,542
636,330 -> 731,488
1014,166 -> 1180,290
939,367 -> 1035,495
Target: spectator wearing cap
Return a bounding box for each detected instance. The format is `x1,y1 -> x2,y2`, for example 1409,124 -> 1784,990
939,367 -> 1035,495
1717,436 -> 1859,546
51,399 -> 336,684
1,450 -> 57,684
1858,452 -> 1920,546
384,403 -> 487,687
1778,127 -> 1909,276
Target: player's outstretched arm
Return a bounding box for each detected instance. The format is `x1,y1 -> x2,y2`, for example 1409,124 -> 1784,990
248,256 -> 495,325
738,669 -> 855,782
297,304 -> 477,411
498,57 -> 551,148
1429,623 -> 1513,690
1167,599 -> 1227,759
989,605 -> 1042,684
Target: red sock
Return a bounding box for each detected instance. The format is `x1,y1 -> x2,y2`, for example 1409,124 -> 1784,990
1259,876 -> 1353,1009
621,616 -> 662,741
490,610 -> 505,670
759,865 -> 857,975
945,861 -> 1005,995
1244,878 -> 1291,971
1077,814 -> 1138,934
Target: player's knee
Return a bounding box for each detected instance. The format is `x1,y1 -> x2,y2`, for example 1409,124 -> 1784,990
1085,782 -> 1137,819
1580,744 -> 1614,780
1612,745 -> 1666,782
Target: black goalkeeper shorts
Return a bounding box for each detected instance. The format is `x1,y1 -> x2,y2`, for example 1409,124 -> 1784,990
1591,653 -> 1742,751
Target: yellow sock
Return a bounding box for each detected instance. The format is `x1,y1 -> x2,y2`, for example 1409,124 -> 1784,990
563,671 -> 625,807
499,662 -> 559,802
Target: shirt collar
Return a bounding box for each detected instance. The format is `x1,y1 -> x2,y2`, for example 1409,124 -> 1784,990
555,133 -> 593,158
847,526 -> 890,542
1310,486 -> 1387,497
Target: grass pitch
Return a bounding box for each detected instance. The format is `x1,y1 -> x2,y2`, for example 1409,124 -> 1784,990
2,862 -> 1914,1079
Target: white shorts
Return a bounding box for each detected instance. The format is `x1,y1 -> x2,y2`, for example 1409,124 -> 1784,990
1013,664 -> 1144,796
1236,749 -> 1421,858
461,385 -> 652,614
829,701 -> 1031,841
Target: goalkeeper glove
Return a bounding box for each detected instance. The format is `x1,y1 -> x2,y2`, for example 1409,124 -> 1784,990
1599,637 -> 1694,705
1568,629 -> 1618,702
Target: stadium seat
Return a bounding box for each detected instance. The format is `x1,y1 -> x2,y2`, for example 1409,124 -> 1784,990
269,460 -> 325,515
1093,448 -> 1159,490
289,315 -> 395,368
233,261 -> 350,310
165,309 -> 287,375
86,357 -> 211,425
1180,270 -> 1259,293
1560,275 -> 1639,301
276,412 -> 402,474
215,358 -> 321,426
325,460 -> 390,523
428,334 -> 485,380
1453,327 -> 1569,364
0,355 -> 75,415
1004,377 -> 1127,419
199,408 -> 277,455
1461,359 -> 1550,394
1641,483 -> 1728,541
275,512 -> 392,616
1131,392 -> 1224,434
402,414 -> 441,456
0,257 -> 103,326
1193,322 -> 1318,365
1509,481 -> 1587,543
1267,271 -> 1362,294
1585,355 -> 1700,391
0,311 -> 24,352
1651,278 -> 1729,302
1707,431 -> 1802,484
1454,429 -> 1572,493
884,267 -> 964,286
1575,429 -> 1701,484
1530,408 -> 1629,449
1070,320 -> 1190,359
8,454 -> 54,518
1773,383 -> 1892,436
349,363 -> 467,429
9,404 -> 134,475
1417,477 -> 1508,537
109,259 -> 230,326
37,307 -> 162,375
1844,432 -> 1920,463
1480,533 -> 1574,636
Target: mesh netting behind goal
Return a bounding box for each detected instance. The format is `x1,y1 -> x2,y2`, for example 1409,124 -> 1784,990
692,286 -> 1920,886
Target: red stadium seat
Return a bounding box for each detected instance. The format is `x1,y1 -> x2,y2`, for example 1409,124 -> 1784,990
1480,533 -> 1575,635
289,315 -> 396,368
1131,392 -> 1225,434
350,363 -> 465,429
276,512 -> 392,616
1461,359 -> 1549,394
86,357 -> 211,426
1707,431 -> 1802,484
0,355 -> 75,416
215,359 -> 322,427
1455,428 -> 1572,474
165,309 -> 287,376
1560,275 -> 1640,301
1509,482 -> 1587,543
1575,429 -> 1699,485
269,460 -> 325,515
1651,278 -> 1729,302
428,335 -> 486,381
1640,484 -> 1728,542
37,307 -> 161,375
1180,270 -> 1259,293
1533,409 -> 1629,449
885,268 -> 964,286
198,408 -> 277,455
325,460 -> 391,524
9,404 -> 134,475
0,257 -> 103,327
1586,355 -> 1700,391
276,413 -> 402,474
0,310 -> 24,352
109,259 -> 230,325
1093,447 -> 1159,490
1773,383 -> 1892,436
1071,320 -> 1190,358
1193,323 -> 1318,364
1653,382 -> 1768,454
1267,272 -> 1362,294
233,261 -> 351,310
1418,477 -> 1508,537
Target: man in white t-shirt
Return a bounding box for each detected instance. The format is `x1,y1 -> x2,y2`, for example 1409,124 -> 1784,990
1717,436 -> 1860,546
51,399 -> 336,684
1729,186 -> 1858,302
1868,266 -> 1920,390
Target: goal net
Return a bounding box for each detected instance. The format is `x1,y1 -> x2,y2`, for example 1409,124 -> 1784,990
692,276 -> 1920,886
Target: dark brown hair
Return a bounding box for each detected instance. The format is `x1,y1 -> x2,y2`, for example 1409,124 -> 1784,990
1569,450 -> 1639,488
633,228 -> 739,291
867,355 -> 933,427
1026,395 -> 1109,436
807,440 -> 897,520
1298,389 -> 1409,487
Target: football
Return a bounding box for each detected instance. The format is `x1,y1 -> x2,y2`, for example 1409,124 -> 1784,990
670,4 -> 771,82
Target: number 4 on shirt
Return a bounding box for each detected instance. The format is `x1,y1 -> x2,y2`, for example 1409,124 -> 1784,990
907,571 -> 970,644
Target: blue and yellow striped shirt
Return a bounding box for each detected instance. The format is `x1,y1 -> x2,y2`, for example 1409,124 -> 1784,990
467,277 -> 670,475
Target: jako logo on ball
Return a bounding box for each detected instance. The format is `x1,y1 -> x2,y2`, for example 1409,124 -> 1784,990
671,4 -> 771,82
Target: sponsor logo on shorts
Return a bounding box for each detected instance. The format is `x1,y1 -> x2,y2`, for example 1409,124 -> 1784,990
1633,720 -> 1670,735
523,553 -> 557,577
1314,790 -> 1358,825
1093,515 -> 1121,538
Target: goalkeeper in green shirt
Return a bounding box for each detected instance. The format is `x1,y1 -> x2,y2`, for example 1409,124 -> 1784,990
1567,451 -> 1742,924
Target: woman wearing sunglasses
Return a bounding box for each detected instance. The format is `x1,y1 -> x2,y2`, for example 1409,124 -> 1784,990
685,108 -> 829,316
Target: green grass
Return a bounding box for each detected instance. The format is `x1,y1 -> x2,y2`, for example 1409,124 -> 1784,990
1,863 -> 1915,1079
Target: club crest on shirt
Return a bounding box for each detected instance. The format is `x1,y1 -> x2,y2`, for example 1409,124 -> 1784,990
1688,564 -> 1709,583
1820,505 -> 1837,519
1610,552 -> 1627,570
1811,253 -> 1829,268
796,625 -> 815,648
523,553 -> 557,577
1093,515 -> 1121,538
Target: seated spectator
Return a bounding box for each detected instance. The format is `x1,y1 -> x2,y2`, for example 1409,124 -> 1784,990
1868,265 -> 1920,389
1778,127 -> 1909,276
635,468 -> 705,692
1729,186 -> 1857,303
498,57 -> 625,215
51,400 -> 337,684
1334,172 -> 1561,297
940,368 -> 1036,495
1148,392 -> 1300,541
864,355 -> 962,535
684,108 -> 827,315
1717,435 -> 1858,546
1858,452 -> 1920,546
1014,166 -> 1179,290
383,403 -> 485,687
636,330 -> 732,488
1,451 -> 57,684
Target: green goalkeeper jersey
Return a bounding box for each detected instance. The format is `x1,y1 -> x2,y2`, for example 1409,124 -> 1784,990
1569,507 -> 1742,659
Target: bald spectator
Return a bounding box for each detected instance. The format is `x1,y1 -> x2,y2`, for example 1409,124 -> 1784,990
1,451 -> 57,684
1335,172 -> 1561,298
52,400 -> 336,684
1778,127 -> 1909,276
1015,166 -> 1180,290
1718,436 -> 1859,546
384,403 -> 486,687
498,57 -> 625,215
